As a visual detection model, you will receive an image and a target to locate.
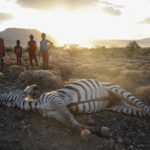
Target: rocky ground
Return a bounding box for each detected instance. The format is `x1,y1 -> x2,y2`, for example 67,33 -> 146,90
0,52 -> 150,150
0,71 -> 150,150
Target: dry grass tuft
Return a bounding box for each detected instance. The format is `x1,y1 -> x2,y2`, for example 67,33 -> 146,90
120,70 -> 143,83
8,65 -> 25,73
55,63 -> 74,80
20,70 -> 63,89
139,64 -> 150,72
0,72 -> 4,78
136,85 -> 150,100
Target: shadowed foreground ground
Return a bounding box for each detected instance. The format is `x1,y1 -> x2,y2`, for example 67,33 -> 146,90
0,51 -> 150,150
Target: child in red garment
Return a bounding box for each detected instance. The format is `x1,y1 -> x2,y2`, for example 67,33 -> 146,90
27,34 -> 38,67
14,40 -> 22,65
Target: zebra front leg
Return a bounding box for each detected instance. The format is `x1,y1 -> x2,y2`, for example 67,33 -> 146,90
51,97 -> 90,131
50,97 -> 94,141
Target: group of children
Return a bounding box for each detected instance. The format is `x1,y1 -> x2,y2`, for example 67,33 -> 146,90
14,33 -> 53,69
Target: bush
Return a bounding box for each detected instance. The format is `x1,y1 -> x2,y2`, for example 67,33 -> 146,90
125,41 -> 141,58
8,65 -> 25,73
136,85 -> 150,101
55,63 -> 74,80
20,70 -> 63,89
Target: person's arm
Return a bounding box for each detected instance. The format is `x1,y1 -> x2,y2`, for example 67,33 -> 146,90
47,40 -> 53,49
48,40 -> 53,46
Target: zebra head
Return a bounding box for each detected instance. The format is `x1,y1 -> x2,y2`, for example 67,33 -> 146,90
24,84 -> 37,95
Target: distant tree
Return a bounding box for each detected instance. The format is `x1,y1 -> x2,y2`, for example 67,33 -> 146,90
126,41 -> 141,57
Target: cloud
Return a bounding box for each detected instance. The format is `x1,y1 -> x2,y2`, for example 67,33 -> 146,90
139,18 -> 150,24
100,0 -> 113,5
0,13 -> 13,23
16,0 -> 99,10
100,0 -> 124,8
102,6 -> 121,16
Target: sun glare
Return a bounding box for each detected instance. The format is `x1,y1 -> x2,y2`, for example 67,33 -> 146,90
1,0 -> 150,47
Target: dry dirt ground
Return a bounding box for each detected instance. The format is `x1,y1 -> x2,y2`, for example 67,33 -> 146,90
0,51 -> 150,150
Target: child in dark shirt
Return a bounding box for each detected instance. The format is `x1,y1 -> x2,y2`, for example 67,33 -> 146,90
14,40 -> 22,65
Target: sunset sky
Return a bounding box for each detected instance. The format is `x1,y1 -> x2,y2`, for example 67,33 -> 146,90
1,0 -> 150,46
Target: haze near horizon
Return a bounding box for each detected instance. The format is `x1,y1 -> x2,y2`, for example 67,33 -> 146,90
1,0 -> 150,47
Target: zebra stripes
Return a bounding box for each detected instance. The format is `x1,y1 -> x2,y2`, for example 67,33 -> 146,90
57,79 -> 109,113
0,79 -> 150,133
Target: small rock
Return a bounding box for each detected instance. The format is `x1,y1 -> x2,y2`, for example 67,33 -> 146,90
80,129 -> 92,142
101,126 -> 112,138
118,137 -> 123,144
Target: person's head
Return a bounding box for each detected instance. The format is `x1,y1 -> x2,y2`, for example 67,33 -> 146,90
16,40 -> 20,46
41,33 -> 46,40
29,34 -> 34,40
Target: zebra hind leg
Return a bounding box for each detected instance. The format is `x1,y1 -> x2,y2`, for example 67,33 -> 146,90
106,103 -> 146,118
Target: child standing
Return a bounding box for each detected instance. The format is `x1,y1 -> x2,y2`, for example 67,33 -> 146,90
27,34 -> 38,67
14,40 -> 22,65
40,33 -> 53,70
0,36 -> 5,71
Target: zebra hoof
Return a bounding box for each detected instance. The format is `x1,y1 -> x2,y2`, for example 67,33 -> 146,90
80,129 -> 92,142
101,126 -> 112,138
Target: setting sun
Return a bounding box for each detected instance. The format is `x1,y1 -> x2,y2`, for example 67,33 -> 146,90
1,0 -> 150,47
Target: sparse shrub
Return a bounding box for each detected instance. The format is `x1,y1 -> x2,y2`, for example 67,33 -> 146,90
125,41 -> 141,58
121,70 -> 142,83
8,65 -> 25,73
139,64 -> 150,72
8,65 -> 25,78
56,63 -> 74,80
6,47 -> 14,52
141,48 -> 150,55
136,85 -> 150,101
115,70 -> 144,90
20,70 -> 63,89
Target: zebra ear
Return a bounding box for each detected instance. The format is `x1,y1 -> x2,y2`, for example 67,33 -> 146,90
24,84 -> 37,95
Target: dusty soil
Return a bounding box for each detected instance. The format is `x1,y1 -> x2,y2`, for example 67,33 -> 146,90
0,52 -> 150,150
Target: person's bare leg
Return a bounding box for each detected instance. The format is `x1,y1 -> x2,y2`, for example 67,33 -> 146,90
1,59 -> 4,71
35,58 -> 38,67
20,58 -> 21,65
43,61 -> 45,70
46,61 -> 48,69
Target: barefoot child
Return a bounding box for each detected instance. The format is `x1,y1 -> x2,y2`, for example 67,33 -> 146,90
27,34 -> 38,67
40,33 -> 53,70
14,40 -> 22,65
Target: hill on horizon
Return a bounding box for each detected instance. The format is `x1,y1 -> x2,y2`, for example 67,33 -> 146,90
91,38 -> 150,48
0,28 -> 55,47
1,28 -> 150,48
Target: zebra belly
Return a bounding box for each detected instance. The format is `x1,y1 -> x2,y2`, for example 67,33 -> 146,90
68,100 -> 109,113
